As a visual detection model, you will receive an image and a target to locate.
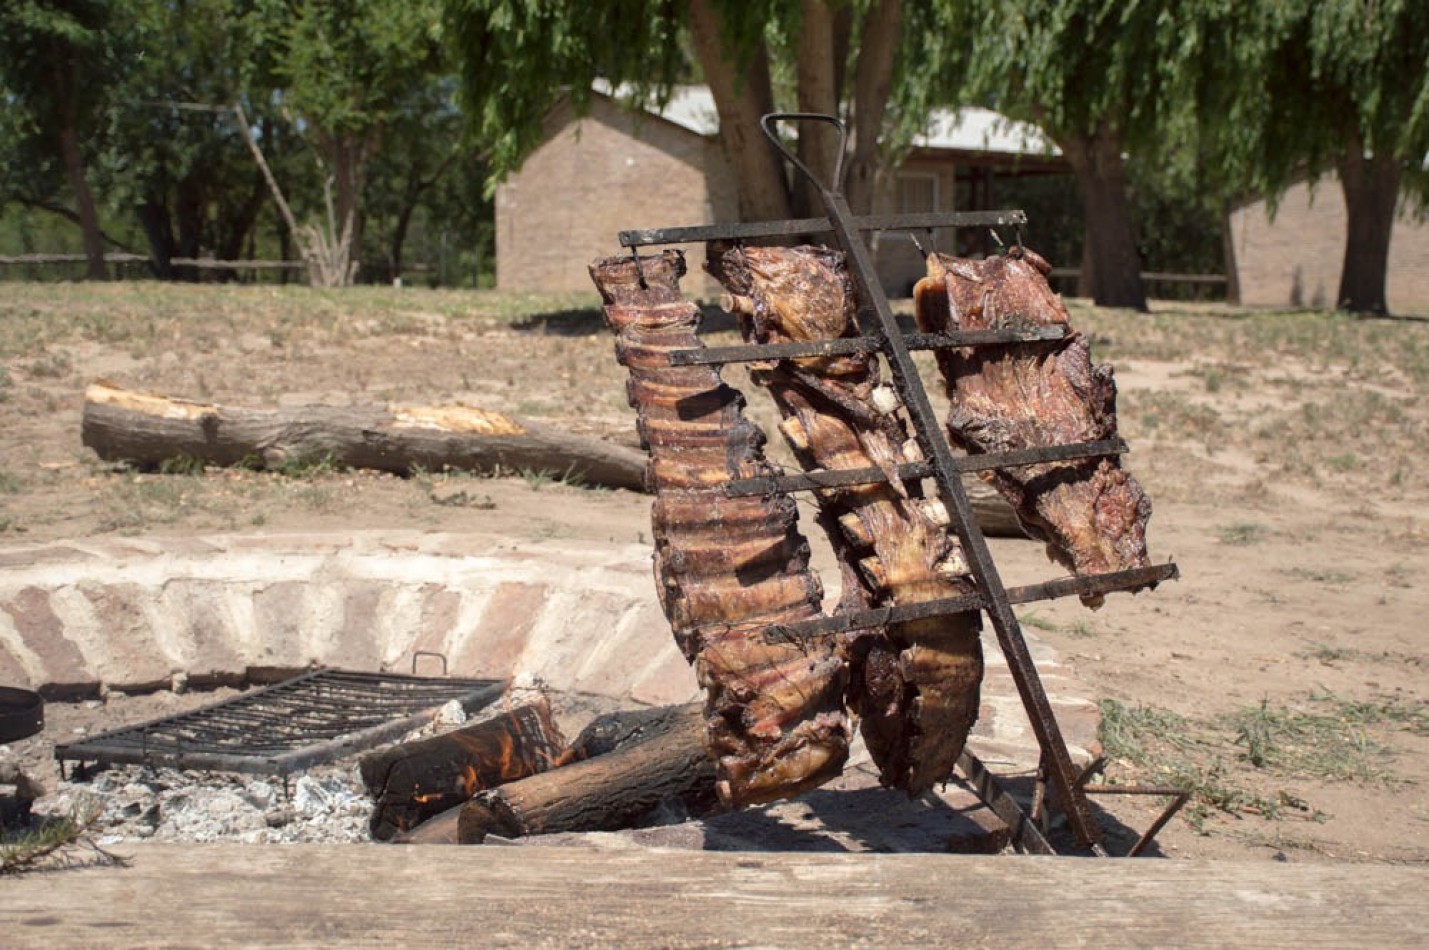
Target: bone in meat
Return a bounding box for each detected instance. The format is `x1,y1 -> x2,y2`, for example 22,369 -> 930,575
590,249 -> 849,807
716,245 -> 983,795
913,250 -> 1152,606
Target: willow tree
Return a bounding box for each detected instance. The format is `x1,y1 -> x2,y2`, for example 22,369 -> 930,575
1242,1 -> 1429,316
445,0 -> 953,221
0,1 -> 116,279
953,1 -> 1241,311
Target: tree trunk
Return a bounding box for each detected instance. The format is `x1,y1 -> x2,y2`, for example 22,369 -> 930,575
1220,199 -> 1240,305
361,698 -> 566,841
136,198 -> 177,281
80,380 -> 648,492
456,704 -> 717,843
793,0 -> 842,217
689,0 -> 793,224
1062,124 -> 1146,311
844,0 -> 902,217
1336,149 -> 1402,316
56,124 -> 106,281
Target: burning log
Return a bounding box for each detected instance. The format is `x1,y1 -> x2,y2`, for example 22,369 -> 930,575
457,703 -> 718,843
80,379 -> 647,492
391,703 -> 706,845
360,698 -> 566,841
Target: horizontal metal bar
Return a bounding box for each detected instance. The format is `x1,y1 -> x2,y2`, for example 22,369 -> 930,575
725,439 -> 1127,497
668,324 -> 1067,367
764,562 -> 1178,641
620,209 -> 1028,248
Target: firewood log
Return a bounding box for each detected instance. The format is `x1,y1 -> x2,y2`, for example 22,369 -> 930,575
456,703 -> 717,843
361,698 -> 566,841
80,379 -> 646,491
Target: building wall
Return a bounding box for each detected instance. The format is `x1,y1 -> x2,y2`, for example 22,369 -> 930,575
1230,177 -> 1429,315
496,98 -> 736,296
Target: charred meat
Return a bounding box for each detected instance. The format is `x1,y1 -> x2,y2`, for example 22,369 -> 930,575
717,245 -> 983,795
914,250 -> 1152,606
590,250 -> 849,807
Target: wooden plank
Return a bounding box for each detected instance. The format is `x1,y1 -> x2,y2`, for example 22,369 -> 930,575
1,843 -> 1423,948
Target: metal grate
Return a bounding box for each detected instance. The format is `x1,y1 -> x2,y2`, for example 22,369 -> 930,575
54,670 -> 505,777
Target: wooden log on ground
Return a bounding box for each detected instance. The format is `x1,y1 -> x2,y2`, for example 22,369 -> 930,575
80,380 -> 1025,534
457,703 -> 718,843
81,379 -> 648,492
360,698 -> 566,841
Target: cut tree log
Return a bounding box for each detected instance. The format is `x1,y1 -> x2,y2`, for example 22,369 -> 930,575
80,379 -> 647,492
391,703 -> 704,845
457,703 -> 718,843
360,697 -> 567,841
80,380 -> 1024,534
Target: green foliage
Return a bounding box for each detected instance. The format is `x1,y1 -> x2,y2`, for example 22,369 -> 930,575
444,0 -> 687,183
1245,1 -> 1429,205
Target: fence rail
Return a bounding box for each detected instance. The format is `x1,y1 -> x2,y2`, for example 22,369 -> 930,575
0,253 -> 304,271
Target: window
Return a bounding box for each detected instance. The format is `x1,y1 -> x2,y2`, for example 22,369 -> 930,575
895,173 -> 938,214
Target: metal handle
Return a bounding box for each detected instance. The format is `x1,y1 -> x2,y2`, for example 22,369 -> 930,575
759,112 -> 848,195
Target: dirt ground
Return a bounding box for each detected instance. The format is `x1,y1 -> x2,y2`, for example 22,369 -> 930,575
1,279 -> 1425,865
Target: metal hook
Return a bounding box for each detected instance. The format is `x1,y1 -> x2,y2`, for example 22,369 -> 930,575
908,232 -> 928,259
759,112 -> 849,195
628,245 -> 648,289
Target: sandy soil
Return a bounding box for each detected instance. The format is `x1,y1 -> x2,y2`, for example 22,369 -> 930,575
1,281 -> 1425,865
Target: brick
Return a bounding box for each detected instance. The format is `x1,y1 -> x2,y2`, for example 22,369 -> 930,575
450,582 -> 550,680
325,583 -> 388,671
157,579 -> 245,687
405,585 -> 464,668
1,587 -> 94,697
1231,176 -> 1429,314
250,581 -> 320,670
77,582 -> 173,692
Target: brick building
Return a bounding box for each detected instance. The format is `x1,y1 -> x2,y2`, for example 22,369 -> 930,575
495,87 -> 1066,297
1229,177 -> 1429,316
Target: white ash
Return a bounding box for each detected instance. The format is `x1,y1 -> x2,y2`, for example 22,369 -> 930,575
36,763 -> 372,845
23,684 -> 595,846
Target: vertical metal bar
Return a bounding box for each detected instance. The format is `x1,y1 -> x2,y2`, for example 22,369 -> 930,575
811,180 -> 1103,849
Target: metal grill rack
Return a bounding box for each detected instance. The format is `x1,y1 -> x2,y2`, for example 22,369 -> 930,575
618,112 -> 1184,856
54,670 -> 505,779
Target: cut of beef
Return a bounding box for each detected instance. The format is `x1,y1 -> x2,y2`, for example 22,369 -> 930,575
913,250 -> 1152,606
716,245 -> 983,795
590,250 -> 849,807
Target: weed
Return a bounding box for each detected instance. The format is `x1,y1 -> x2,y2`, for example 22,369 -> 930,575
1017,611 -> 1058,631
158,454 -> 208,476
291,482 -> 336,511
27,350 -> 72,379
1,797 -> 124,875
276,453 -> 341,479
1282,566 -> 1356,586
0,365 -> 10,401
1066,620 -> 1098,638
1222,693 -> 1417,781
1325,453 -> 1357,472
0,470 -> 20,494
1217,522 -> 1266,545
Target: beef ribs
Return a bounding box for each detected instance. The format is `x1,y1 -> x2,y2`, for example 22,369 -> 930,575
913,249 -> 1152,606
590,250 -> 849,807
716,245 -> 983,795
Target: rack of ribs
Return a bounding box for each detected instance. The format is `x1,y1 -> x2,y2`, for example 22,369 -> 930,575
914,249 -> 1152,606
590,250 -> 849,807
715,244 -> 984,795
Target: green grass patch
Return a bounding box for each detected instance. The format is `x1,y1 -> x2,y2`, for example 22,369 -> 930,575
1217,522 -> 1267,545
